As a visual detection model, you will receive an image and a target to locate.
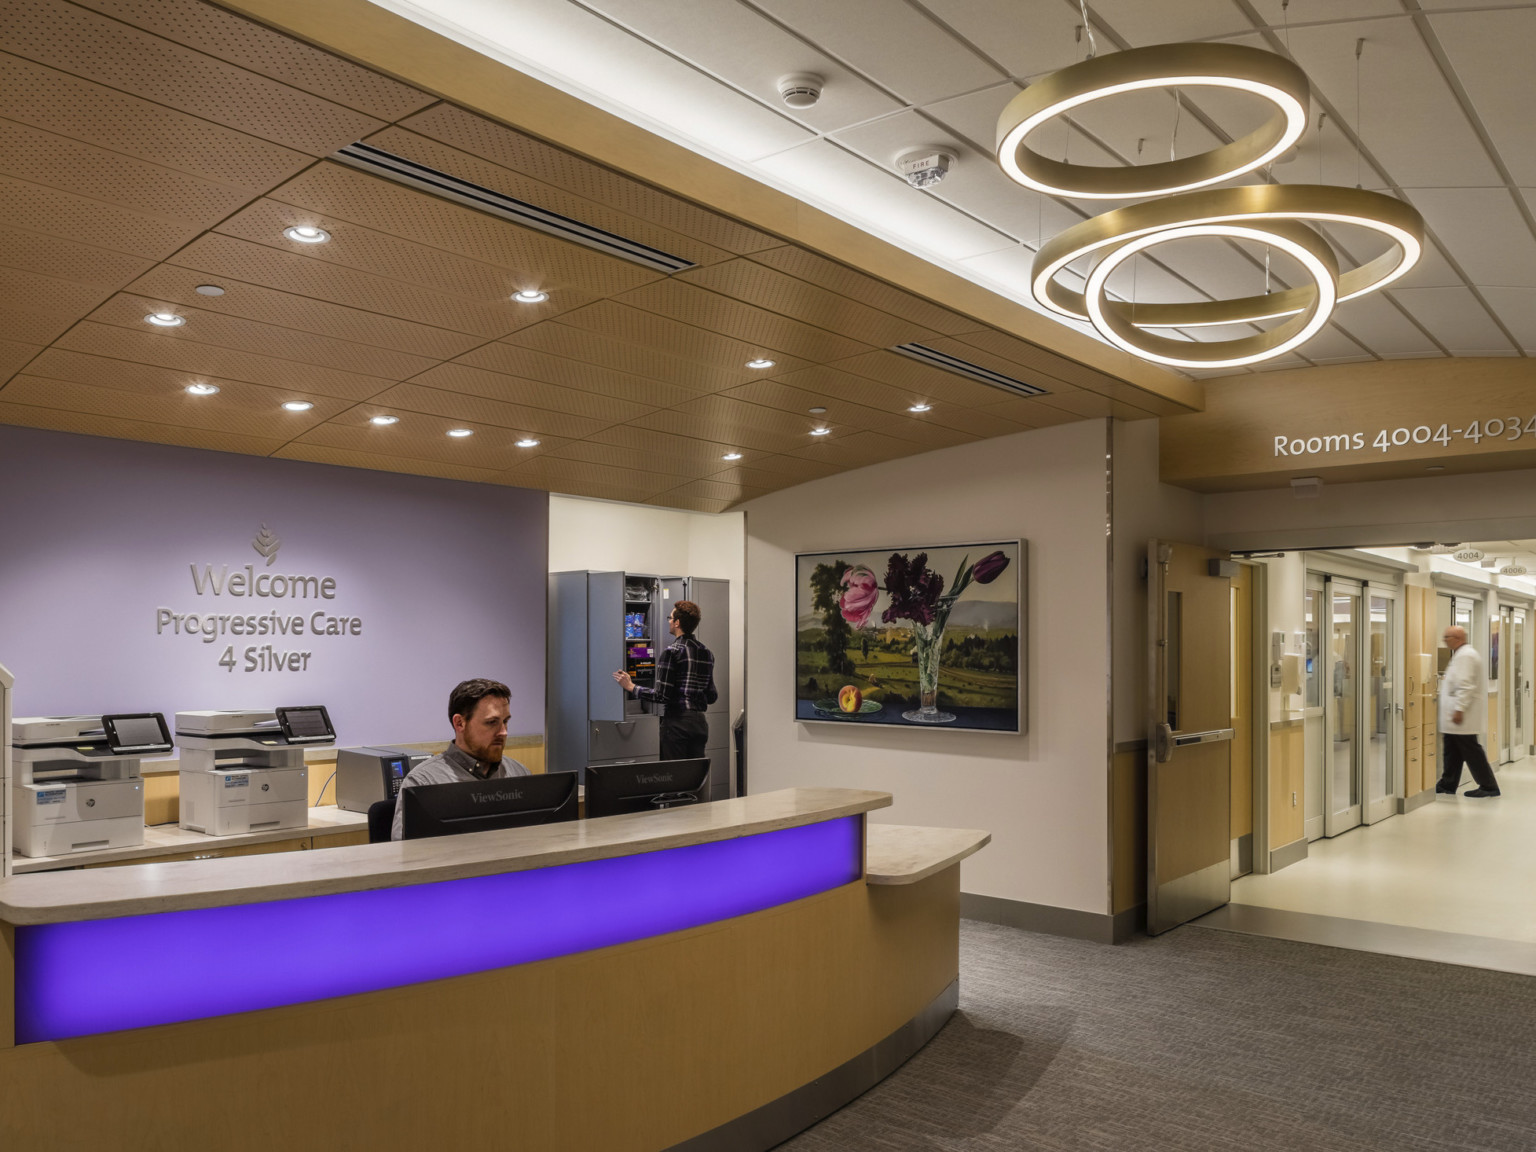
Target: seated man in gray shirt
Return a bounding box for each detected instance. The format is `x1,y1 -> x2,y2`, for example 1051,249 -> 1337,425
391,677 -> 531,840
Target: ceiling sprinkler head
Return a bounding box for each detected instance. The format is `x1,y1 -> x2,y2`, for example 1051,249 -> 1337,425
778,73 -> 823,109
896,150 -> 954,190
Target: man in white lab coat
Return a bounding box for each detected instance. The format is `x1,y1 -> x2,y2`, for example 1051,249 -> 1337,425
1436,626 -> 1501,798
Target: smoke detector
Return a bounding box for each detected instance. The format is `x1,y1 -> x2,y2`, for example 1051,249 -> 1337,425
778,73 -> 823,109
896,150 -> 954,189
1453,548 -> 1485,563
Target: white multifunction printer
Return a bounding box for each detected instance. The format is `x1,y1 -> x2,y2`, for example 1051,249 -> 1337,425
10,713 -> 166,857
176,706 -> 335,836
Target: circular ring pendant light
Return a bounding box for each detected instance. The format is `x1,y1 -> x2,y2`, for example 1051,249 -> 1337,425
996,43 -> 1310,199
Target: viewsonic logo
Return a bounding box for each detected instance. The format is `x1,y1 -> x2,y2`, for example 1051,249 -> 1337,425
252,523 -> 281,567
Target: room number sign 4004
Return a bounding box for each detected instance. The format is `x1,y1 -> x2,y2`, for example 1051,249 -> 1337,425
1274,415 -> 1536,458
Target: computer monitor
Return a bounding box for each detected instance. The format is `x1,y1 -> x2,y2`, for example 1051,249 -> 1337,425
584,758 -> 711,820
400,772 -> 579,840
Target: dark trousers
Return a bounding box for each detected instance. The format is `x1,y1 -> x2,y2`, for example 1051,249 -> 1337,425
1440,733 -> 1500,792
660,710 -> 710,763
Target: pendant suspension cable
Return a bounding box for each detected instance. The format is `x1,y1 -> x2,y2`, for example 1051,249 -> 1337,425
1281,0 -> 1291,54
1265,246 -> 1272,296
1317,112 -> 1326,183
1170,89 -> 1182,162
1077,0 -> 1097,59
1355,38 -> 1365,189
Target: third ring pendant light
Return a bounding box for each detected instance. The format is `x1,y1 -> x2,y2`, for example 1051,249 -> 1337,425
996,42 -> 1424,369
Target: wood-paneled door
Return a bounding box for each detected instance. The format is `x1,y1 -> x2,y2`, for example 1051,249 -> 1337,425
1147,540 -> 1234,935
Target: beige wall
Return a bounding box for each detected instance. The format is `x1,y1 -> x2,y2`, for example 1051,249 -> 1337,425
743,420 -> 1112,915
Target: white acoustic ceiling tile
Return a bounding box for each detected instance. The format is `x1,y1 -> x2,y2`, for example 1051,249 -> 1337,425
1373,230 -> 1462,291
1246,0 -> 1402,20
1392,286 -> 1516,354
1280,17 -> 1499,189
1330,291 -> 1443,356
584,0 -> 904,134
750,0 -> 1006,106
1407,188 -> 1536,289
1430,10 -> 1536,186
916,0 -> 1096,80
380,0 -> 811,161
1106,236 -> 1270,305
1291,325 -> 1373,364
921,82 -> 1021,154
1090,0 -> 1255,44
1064,88 -> 1225,173
755,139 -> 1015,261
1481,288 -> 1536,352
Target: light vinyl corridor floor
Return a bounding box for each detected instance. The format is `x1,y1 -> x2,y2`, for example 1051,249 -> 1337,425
1199,754 -> 1536,973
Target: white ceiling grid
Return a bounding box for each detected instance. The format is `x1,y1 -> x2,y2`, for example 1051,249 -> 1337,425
369,0 -> 1536,377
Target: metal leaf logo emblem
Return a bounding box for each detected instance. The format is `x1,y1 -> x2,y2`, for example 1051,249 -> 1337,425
252,523 -> 281,567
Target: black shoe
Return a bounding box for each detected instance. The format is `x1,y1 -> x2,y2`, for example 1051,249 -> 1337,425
1435,785 -> 1457,794
1464,788 -> 1502,798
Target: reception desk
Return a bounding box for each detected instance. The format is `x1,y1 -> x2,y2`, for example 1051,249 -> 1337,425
0,788 -> 987,1151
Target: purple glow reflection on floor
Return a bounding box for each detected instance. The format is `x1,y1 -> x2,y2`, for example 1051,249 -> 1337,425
15,816 -> 861,1043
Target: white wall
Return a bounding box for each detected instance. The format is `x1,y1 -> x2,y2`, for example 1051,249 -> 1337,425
548,495 -> 745,741
743,420 -> 1113,915
1111,419 -> 1205,745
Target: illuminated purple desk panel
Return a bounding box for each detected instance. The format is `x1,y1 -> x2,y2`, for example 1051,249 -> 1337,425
0,788 -> 982,1152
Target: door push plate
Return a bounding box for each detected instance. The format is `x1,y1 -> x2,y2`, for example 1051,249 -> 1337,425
1155,722 -> 1174,763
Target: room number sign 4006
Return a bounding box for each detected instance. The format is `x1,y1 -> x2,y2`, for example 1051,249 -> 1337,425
1274,415 -> 1536,458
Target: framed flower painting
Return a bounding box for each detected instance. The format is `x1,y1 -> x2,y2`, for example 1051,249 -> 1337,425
794,540 -> 1024,732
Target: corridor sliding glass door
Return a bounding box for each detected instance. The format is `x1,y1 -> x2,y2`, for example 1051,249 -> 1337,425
1322,578 -> 1399,837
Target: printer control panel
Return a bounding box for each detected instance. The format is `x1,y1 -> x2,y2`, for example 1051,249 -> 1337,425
383,755 -> 410,798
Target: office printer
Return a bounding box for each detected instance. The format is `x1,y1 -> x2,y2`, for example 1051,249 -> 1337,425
334,745 -> 432,813
176,706 -> 334,836
11,713 -> 165,857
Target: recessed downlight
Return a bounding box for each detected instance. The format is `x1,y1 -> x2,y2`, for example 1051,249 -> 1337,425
515,438 -> 540,448
282,401 -> 314,412
908,402 -> 933,413
145,312 -> 184,327
809,427 -> 831,437
194,284 -> 225,296
747,358 -> 776,369
283,225 -> 330,244
185,382 -> 219,396
370,414 -> 399,426
512,289 -> 548,303
722,452 -> 743,461
447,428 -> 474,438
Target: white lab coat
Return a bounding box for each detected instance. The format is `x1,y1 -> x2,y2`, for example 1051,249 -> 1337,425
1438,644 -> 1486,735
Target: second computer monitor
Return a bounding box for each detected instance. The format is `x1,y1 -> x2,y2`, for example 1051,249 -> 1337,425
584,758 -> 711,820
400,772 -> 579,840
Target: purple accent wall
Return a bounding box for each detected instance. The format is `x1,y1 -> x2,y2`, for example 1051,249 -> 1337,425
14,816 -> 863,1042
0,426 -> 547,745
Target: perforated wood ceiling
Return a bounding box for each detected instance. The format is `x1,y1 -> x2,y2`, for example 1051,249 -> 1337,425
0,0 -> 1185,512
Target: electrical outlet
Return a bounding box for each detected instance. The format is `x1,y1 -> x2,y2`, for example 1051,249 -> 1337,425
1291,792 -> 1298,807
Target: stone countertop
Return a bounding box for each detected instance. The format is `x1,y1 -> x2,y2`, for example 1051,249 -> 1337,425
0,788 -> 892,925
10,807 -> 368,874
865,824 -> 990,885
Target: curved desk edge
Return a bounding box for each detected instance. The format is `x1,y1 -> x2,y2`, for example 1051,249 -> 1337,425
865,824 -> 992,886
0,787 -> 892,924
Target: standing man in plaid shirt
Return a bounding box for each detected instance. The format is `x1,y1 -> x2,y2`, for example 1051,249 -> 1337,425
613,599 -> 717,762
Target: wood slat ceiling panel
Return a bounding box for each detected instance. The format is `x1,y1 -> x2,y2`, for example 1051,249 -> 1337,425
937,330 -> 1151,403
289,418 -> 535,471
660,477 -> 773,505
544,438 -> 726,479
0,52 -> 312,189
977,396 -> 1092,429
718,377 -> 980,448
0,225 -> 152,286
24,345 -> 312,400
0,303 -> 89,344
407,362 -> 660,425
0,0 -> 387,155
554,300 -> 817,376
643,493 -> 735,514
505,455 -> 679,499
0,264 -> 115,318
583,423 -> 785,470
0,119 -> 257,223
0,337 -> 41,381
364,380 -> 617,441
53,319 -> 392,399
747,246 -> 983,336
261,162 -> 664,299
0,372 -> 347,435
362,126 -> 736,271
398,101 -> 781,255
786,430 -> 921,469
624,405 -> 814,455
0,174 -> 207,259
273,440 -> 504,485
0,395 -> 285,455
454,341 -> 699,410
86,292 -> 440,382
128,264 -> 481,360
172,232 -> 513,337
614,278 -> 877,364
676,258 -> 941,349
70,0 -> 434,121
826,348 -> 1034,408
502,322 -> 748,393
703,463 -> 811,490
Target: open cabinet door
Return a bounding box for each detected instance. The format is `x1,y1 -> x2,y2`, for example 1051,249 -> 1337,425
1148,540 -> 1234,935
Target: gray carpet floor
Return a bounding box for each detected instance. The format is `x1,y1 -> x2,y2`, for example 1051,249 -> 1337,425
780,920 -> 1536,1151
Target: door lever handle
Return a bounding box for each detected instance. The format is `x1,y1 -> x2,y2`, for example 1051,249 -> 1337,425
1155,722 -> 1174,763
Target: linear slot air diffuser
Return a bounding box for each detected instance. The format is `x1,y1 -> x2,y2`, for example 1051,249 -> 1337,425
331,141 -> 696,274
889,343 -> 1049,397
